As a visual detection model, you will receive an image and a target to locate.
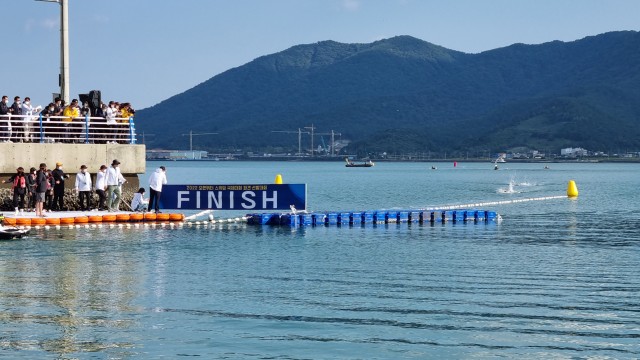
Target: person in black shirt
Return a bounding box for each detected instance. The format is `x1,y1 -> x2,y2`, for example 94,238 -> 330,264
35,163 -> 49,217
51,162 -> 69,211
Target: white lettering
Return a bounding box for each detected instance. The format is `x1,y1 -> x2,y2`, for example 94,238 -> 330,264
241,191 -> 256,209
177,191 -> 190,209
229,191 -> 234,209
208,191 -> 222,208
196,191 -> 201,209
263,191 -> 277,209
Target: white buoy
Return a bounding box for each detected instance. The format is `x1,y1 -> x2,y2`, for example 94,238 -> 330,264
55,225 -> 61,229
44,225 -> 50,230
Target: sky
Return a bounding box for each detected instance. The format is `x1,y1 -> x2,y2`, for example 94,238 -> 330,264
2,0 -> 639,110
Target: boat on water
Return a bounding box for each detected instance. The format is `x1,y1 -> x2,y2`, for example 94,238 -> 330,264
0,226 -> 30,240
345,158 -> 374,167
492,154 -> 507,163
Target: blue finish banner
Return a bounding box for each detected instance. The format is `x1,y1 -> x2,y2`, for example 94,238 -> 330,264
159,184 -> 307,210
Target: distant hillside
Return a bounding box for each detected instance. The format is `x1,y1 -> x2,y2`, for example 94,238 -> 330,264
137,31 -> 640,155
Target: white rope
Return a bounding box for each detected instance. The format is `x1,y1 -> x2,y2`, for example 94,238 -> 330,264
428,195 -> 567,211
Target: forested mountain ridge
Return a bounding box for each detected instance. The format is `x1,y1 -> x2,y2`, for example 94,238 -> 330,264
137,31 -> 640,155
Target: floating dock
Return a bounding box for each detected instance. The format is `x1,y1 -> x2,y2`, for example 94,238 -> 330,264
2,211 -> 185,226
246,209 -> 498,226
2,209 -> 498,230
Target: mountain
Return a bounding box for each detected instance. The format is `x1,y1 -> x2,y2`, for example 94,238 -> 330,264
136,31 -> 640,156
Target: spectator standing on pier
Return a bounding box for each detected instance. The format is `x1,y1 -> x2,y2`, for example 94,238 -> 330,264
119,103 -> 134,143
104,101 -> 119,144
106,159 -> 125,212
148,166 -> 167,213
74,165 -> 93,211
3,167 -> 28,214
94,165 -> 107,210
26,167 -> 37,212
39,103 -> 56,141
21,97 -> 40,142
62,99 -> 80,143
51,162 -> 69,211
10,96 -> 22,142
0,96 -> 11,141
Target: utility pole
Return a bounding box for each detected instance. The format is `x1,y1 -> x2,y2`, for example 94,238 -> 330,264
272,128 -> 310,156
314,130 -> 342,156
181,131 -> 218,159
141,132 -> 155,144
304,124 -> 315,157
36,0 -> 69,102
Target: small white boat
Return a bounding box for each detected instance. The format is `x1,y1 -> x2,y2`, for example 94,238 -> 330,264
0,226 -> 30,240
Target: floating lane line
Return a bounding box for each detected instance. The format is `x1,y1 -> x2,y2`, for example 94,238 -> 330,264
427,195 -> 568,211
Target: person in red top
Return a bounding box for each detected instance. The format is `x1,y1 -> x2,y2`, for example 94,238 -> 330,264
3,167 -> 28,213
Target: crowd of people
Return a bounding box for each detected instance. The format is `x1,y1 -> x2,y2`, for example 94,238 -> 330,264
3,161 -> 167,217
0,95 -> 135,144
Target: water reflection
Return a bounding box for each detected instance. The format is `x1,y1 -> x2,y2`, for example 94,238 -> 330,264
0,229 -> 147,356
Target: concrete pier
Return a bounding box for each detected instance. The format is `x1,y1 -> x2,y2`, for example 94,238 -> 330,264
0,143 -> 145,188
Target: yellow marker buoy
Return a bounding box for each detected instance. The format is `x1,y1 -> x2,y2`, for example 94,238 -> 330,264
567,180 -> 579,198
275,174 -> 283,184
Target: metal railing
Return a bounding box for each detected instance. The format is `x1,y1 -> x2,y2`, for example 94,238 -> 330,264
0,114 -> 136,144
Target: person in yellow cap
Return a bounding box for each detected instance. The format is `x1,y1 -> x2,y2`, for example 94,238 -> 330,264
51,162 -> 69,211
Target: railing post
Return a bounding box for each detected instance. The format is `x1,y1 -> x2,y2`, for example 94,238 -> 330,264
39,114 -> 44,143
85,114 -> 90,144
129,117 -> 136,144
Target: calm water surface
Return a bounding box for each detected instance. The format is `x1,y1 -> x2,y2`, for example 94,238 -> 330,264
1,161 -> 639,359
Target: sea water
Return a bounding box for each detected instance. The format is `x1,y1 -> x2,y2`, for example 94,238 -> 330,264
1,161 -> 639,359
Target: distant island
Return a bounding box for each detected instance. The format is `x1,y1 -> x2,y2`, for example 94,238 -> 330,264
137,31 -> 640,159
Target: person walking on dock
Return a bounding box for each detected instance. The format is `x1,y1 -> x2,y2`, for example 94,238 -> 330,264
106,159 -> 125,212
94,165 -> 107,210
51,162 -> 69,211
74,165 -> 93,211
148,166 -> 167,213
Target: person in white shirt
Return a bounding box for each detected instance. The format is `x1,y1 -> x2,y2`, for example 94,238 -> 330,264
94,165 -> 107,210
74,165 -> 93,211
147,166 -> 167,213
105,159 -> 126,212
131,187 -> 148,212
104,101 -> 119,144
20,97 -> 41,142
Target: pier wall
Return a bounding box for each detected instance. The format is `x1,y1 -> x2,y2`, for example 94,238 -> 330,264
0,143 -> 145,188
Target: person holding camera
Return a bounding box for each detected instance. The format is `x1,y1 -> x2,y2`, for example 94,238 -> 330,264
51,162 -> 70,211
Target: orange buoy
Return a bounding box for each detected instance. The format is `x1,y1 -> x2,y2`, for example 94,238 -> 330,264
16,218 -> 31,226
4,217 -> 17,226
75,216 -> 89,224
60,217 -> 75,225
115,214 -> 130,222
144,213 -> 157,221
169,213 -> 184,221
156,213 -> 170,221
46,217 -> 61,225
31,218 -> 47,226
88,215 -> 103,223
129,213 -> 144,222
102,214 -> 117,222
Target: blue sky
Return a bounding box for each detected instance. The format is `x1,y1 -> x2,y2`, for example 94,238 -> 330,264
2,0 -> 639,109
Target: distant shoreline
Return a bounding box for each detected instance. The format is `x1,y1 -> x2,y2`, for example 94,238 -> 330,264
146,158 -> 640,164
